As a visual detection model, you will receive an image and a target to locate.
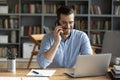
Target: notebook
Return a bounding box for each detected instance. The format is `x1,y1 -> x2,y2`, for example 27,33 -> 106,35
65,53 -> 112,77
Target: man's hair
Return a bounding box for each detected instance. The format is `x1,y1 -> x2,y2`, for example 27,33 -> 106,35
56,6 -> 75,20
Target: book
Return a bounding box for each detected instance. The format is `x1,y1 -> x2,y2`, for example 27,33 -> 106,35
80,20 -> 86,30
111,69 -> 120,78
97,34 -> 101,44
97,5 -> 101,14
4,18 -> 9,29
115,6 -> 120,15
0,48 -> 2,58
29,4 -> 35,13
0,19 -> 3,28
114,65 -> 120,71
113,68 -> 120,74
90,5 -> 94,14
91,20 -> 97,30
14,3 -> 19,13
10,18 -> 14,28
112,65 -> 120,75
104,21 -> 109,30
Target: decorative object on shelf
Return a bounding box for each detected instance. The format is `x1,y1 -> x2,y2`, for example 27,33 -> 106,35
11,30 -> 17,43
115,57 -> 120,65
7,48 -> 16,72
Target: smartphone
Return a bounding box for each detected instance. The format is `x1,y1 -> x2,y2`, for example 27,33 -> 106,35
55,19 -> 60,26
55,20 -> 64,35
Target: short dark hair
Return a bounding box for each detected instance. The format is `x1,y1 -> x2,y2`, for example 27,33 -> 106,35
56,6 -> 75,20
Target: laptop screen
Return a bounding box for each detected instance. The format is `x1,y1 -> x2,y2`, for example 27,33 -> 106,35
73,53 -> 111,77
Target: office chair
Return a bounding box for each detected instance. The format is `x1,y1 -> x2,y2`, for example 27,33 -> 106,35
101,31 -> 120,64
27,34 -> 45,68
91,45 -> 101,54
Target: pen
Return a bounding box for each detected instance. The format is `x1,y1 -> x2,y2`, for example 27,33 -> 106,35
32,71 -> 39,74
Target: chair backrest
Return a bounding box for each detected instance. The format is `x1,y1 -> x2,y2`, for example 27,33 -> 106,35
27,34 -> 45,68
28,34 -> 45,54
101,31 -> 120,62
91,45 -> 101,54
29,34 -> 45,45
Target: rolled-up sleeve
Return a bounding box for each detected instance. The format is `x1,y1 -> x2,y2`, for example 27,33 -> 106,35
80,32 -> 92,55
37,53 -> 51,68
37,33 -> 54,68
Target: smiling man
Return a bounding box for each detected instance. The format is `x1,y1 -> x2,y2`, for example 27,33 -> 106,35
37,6 -> 92,68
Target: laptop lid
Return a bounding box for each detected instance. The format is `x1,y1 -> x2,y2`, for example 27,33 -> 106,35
66,53 -> 111,77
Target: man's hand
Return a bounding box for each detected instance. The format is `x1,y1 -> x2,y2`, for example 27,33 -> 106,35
54,26 -> 63,43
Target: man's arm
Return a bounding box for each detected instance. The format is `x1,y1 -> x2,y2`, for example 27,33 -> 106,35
43,26 -> 63,62
41,26 -> 63,62
80,32 -> 93,55
43,40 -> 60,62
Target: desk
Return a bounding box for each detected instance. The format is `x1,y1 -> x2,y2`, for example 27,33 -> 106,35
0,68 -> 111,80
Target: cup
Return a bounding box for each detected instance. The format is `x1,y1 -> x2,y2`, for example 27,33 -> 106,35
7,58 -> 16,72
115,57 -> 120,65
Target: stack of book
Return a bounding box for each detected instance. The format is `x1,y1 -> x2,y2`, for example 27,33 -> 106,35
111,65 -> 120,78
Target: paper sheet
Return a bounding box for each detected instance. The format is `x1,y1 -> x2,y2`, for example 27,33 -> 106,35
0,77 -> 21,80
22,77 -> 49,80
27,69 -> 56,77
0,77 -> 49,80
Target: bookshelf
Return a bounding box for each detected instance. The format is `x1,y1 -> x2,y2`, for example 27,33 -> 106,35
0,0 -> 120,59
0,0 -> 19,58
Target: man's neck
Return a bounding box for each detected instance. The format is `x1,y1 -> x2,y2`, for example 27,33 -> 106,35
61,34 -> 71,40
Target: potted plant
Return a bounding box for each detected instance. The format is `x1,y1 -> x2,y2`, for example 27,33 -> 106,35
7,48 -> 17,72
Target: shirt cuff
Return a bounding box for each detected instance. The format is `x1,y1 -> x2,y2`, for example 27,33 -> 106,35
37,53 -> 51,68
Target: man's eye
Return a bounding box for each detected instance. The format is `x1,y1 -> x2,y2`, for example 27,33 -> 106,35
70,21 -> 74,24
62,22 -> 67,24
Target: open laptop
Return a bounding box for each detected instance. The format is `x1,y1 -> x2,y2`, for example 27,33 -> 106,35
65,53 -> 112,77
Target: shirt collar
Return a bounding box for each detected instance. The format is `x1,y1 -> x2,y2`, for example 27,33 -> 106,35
61,29 -> 74,42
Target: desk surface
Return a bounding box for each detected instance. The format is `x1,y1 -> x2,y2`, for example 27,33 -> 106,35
0,68 -> 111,80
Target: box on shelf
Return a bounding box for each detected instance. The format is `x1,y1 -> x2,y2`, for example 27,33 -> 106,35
0,5 -> 8,13
23,42 -> 38,58
0,35 -> 8,43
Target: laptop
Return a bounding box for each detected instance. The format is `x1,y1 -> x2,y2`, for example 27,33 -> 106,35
65,53 -> 112,77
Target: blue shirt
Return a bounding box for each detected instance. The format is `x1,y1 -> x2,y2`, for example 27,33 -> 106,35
37,29 -> 92,68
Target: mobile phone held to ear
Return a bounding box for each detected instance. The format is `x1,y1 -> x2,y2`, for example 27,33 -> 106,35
55,20 -> 64,35
55,19 -> 60,26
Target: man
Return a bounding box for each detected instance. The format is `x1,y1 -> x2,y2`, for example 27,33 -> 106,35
37,6 -> 92,68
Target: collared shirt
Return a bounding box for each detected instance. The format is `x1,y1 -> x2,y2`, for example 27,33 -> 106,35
37,29 -> 92,68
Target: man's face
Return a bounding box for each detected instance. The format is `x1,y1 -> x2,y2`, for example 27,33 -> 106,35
59,13 -> 74,36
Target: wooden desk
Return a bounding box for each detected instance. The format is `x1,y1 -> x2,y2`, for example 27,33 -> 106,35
0,68 -> 111,80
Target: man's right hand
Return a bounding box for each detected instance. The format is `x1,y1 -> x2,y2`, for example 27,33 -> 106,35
43,26 -> 63,62
54,26 -> 63,43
